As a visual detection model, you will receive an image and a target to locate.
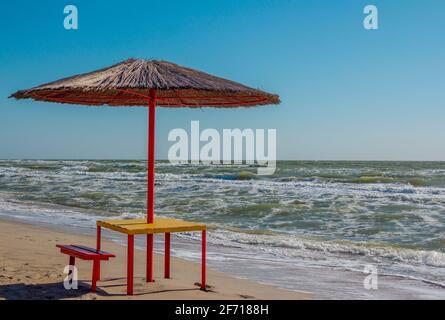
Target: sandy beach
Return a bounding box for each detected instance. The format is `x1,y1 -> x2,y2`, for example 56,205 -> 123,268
0,219 -> 311,300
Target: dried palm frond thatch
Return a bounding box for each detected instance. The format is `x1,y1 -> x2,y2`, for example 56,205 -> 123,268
10,59 -> 280,108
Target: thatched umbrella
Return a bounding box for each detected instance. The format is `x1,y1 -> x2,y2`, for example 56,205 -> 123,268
10,58 -> 280,282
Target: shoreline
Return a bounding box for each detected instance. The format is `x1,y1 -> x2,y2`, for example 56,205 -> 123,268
1,215 -> 445,299
0,218 -> 311,300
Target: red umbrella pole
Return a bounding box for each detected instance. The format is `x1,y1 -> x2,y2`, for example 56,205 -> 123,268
146,88 -> 156,282
147,89 -> 156,223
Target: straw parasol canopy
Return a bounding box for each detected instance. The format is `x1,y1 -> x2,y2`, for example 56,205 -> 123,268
10,58 -> 280,108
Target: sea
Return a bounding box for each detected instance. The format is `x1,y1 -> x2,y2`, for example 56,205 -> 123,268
0,160 -> 444,299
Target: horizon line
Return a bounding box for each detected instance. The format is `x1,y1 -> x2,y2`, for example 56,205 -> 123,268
1,158 -> 445,162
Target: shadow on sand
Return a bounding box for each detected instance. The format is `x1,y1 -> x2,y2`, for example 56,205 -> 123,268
0,281 -> 95,300
0,277 -> 206,299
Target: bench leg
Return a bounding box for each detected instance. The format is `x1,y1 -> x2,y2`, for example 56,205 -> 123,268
146,234 -> 154,282
69,256 -> 75,267
164,232 -> 170,279
92,259 -> 99,292
201,230 -> 206,290
127,234 -> 134,295
96,225 -> 101,280
68,256 -> 75,287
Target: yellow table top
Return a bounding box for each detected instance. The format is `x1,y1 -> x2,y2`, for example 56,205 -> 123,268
97,218 -> 206,235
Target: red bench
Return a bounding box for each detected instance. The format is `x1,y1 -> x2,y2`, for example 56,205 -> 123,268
56,244 -> 115,292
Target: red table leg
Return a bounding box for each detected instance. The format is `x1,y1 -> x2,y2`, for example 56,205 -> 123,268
127,234 -> 134,295
201,230 -> 206,290
146,234 -> 154,282
92,259 -> 99,292
96,225 -> 101,280
164,232 -> 171,278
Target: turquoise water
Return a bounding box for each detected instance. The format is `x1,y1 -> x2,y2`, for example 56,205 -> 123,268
1,160 -> 444,295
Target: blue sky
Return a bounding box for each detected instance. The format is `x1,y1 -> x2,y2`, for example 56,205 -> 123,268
1,0 -> 444,160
